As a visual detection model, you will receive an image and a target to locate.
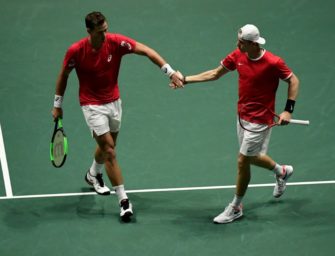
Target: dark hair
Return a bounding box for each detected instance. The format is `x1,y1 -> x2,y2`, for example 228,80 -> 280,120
85,11 -> 106,30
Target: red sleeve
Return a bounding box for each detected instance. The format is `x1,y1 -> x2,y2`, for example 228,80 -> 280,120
63,44 -> 77,70
221,49 -> 238,71
276,58 -> 292,80
114,34 -> 136,56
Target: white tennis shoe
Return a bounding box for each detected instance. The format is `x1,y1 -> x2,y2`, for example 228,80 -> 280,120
213,203 -> 243,224
85,171 -> 111,195
273,165 -> 293,198
120,199 -> 133,221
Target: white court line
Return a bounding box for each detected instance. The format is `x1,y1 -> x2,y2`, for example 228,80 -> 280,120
0,123 -> 13,198
0,180 -> 334,200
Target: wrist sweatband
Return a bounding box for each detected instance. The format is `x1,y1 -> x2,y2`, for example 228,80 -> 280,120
161,63 -> 176,77
54,95 -> 63,108
284,99 -> 295,113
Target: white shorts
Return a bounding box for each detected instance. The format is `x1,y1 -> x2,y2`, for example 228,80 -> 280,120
82,99 -> 122,136
237,118 -> 272,156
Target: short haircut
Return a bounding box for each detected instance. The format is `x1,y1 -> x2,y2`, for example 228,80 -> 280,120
85,11 -> 106,30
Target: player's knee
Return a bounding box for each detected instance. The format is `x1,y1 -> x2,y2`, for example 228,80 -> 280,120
238,154 -> 251,168
102,146 -> 117,160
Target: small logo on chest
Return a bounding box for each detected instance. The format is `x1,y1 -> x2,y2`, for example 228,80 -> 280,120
107,54 -> 112,62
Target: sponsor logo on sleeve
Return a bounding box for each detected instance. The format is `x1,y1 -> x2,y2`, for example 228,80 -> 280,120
120,41 -> 132,50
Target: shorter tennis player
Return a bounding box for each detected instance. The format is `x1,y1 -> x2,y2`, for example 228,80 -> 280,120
172,24 -> 300,224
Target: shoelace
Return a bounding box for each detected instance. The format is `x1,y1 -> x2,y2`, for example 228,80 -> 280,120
95,173 -> 105,187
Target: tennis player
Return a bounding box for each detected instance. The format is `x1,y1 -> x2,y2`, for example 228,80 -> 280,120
52,11 -> 183,221
172,24 -> 300,223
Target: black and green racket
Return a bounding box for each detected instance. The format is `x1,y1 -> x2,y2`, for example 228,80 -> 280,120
50,117 -> 68,168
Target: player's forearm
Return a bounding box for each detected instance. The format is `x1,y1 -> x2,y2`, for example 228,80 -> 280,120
55,71 -> 69,96
146,48 -> 167,68
287,73 -> 299,100
283,73 -> 299,114
134,42 -> 167,68
53,71 -> 69,110
185,70 -> 219,84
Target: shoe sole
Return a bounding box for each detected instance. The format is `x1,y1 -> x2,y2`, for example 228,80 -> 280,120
121,211 -> 133,222
84,174 -> 111,196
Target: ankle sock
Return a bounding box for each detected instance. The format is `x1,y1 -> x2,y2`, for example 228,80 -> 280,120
231,194 -> 243,208
89,160 -> 103,176
113,185 -> 128,203
272,163 -> 284,177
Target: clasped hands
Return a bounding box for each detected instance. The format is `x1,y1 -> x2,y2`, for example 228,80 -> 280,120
169,71 -> 185,89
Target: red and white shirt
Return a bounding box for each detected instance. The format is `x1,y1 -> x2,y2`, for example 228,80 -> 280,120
63,33 -> 136,106
221,48 -> 292,124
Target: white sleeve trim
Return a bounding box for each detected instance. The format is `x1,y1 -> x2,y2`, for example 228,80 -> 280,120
220,61 -> 232,71
282,72 -> 293,81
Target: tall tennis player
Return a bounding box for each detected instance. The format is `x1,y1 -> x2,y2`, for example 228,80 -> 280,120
52,11 -> 183,222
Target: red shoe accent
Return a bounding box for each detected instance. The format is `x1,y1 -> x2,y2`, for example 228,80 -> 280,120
282,165 -> 287,178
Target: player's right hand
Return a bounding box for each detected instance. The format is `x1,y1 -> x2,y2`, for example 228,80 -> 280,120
52,107 -> 63,120
169,71 -> 185,89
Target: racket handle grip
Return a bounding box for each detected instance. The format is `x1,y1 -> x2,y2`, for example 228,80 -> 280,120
289,119 -> 310,125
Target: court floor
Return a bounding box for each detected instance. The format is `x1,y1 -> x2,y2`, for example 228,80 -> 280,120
1,0 -> 335,255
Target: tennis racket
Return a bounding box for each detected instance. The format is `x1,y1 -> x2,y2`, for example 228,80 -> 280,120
50,117 -> 68,168
238,102 -> 309,133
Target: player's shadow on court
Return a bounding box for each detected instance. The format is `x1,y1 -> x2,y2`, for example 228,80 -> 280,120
76,187 -> 137,223
2,188 -> 124,229
76,188 -> 114,218
129,193 -> 218,226
2,197 -> 89,229
245,197 -> 314,224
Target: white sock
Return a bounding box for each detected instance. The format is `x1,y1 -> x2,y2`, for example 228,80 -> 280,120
89,160 -> 104,176
272,163 -> 283,177
113,185 -> 128,203
231,194 -> 243,207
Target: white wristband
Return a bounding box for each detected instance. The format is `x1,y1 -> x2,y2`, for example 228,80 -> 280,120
161,63 -> 176,77
54,95 -> 63,108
